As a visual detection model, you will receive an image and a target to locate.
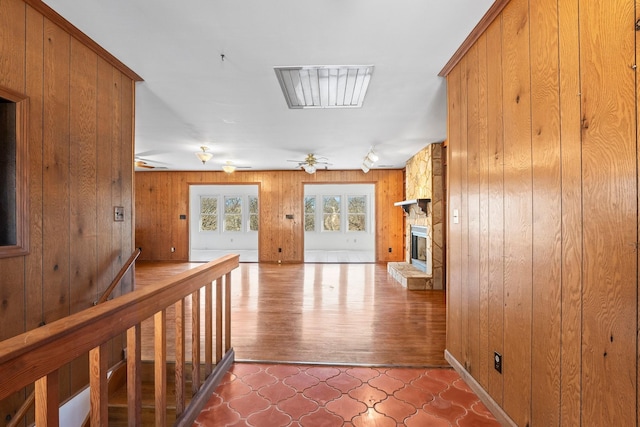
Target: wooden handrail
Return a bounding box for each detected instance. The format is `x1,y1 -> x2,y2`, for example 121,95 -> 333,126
0,254 -> 239,426
96,248 -> 142,305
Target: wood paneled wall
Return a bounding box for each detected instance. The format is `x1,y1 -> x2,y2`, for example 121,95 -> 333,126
445,0 -> 638,425
0,0 -> 137,420
135,169 -> 406,263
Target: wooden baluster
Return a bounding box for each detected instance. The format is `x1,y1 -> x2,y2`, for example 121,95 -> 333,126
89,343 -> 109,426
154,310 -> 167,427
35,371 -> 59,427
205,281 -> 213,377
225,272 -> 232,352
216,277 -> 223,362
191,289 -> 201,393
127,324 -> 142,427
175,298 -> 186,416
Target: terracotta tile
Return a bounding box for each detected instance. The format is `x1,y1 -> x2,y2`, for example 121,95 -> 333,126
410,374 -> 449,395
257,381 -> 297,404
231,363 -> 263,377
266,364 -> 301,380
325,394 -> 368,421
452,377 -> 473,393
199,392 -> 223,410
246,406 -> 292,427
374,395 -> 417,422
422,396 -> 466,422
303,382 -> 342,405
425,368 -> 461,384
299,407 -> 344,426
393,384 -> 435,408
348,383 -> 388,407
277,393 -> 320,420
385,367 -> 424,384
228,392 -> 271,418
284,371 -> 321,390
351,407 -> 397,427
242,370 -> 278,389
326,372 -> 363,393
439,384 -> 480,409
306,366 -> 342,381
193,402 -> 241,426
456,410 -> 503,427
346,367 -> 381,382
471,400 -> 496,418
404,410 -> 452,427
217,380 -> 253,401
368,373 -> 405,394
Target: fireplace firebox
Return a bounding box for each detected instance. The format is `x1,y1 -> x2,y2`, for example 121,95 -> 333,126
410,225 -> 430,273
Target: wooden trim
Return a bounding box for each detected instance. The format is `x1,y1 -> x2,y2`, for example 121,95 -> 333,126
22,0 -> 143,82
174,349 -> 235,427
0,86 -> 29,259
438,0 -> 511,77
445,350 -> 516,427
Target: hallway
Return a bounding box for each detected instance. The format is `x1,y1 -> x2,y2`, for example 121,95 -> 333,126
135,262 -> 499,425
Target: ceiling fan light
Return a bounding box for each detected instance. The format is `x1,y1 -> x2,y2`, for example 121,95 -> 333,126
303,164 -> 316,174
222,162 -> 237,173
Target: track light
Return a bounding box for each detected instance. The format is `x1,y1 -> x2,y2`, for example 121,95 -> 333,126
361,148 -> 379,173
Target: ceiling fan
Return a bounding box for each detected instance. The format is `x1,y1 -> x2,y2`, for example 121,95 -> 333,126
134,158 -> 167,169
287,153 -> 330,174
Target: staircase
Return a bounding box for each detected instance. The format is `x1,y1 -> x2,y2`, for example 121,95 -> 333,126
106,361 -> 202,426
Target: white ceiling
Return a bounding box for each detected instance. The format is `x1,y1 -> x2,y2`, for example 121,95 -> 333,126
44,0 -> 494,172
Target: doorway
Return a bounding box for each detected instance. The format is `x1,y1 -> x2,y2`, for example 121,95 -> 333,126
303,183 -> 375,262
189,184 -> 259,262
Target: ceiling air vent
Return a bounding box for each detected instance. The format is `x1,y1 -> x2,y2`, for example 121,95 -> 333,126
274,65 -> 374,109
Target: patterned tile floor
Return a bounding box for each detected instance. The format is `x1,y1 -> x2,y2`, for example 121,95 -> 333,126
193,363 -> 501,426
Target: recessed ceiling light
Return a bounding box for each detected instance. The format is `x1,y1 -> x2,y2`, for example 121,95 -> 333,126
274,65 -> 374,109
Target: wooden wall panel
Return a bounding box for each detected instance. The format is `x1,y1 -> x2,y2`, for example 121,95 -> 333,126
134,170 -> 405,263
485,17 -> 504,405
529,0 -> 562,423
557,0 -> 582,423
446,65 -> 463,361
476,32 -> 490,391
465,43 -> 481,379
445,0 -> 639,425
579,0 -> 637,422
0,0 -> 137,418
501,0 -> 532,424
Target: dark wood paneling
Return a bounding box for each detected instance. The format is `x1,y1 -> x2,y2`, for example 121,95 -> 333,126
529,0 -> 562,424
135,170 -> 405,263
579,0 -> 637,422
0,0 -> 25,92
501,0 -> 532,424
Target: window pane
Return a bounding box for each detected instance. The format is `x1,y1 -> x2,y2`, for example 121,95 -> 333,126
224,196 -> 242,231
348,195 -> 366,231
249,196 -> 259,231
200,196 -> 218,231
304,196 -> 316,231
323,196 -> 341,231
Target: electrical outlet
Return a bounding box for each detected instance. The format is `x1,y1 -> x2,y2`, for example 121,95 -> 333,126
278,247 -> 282,252
170,247 -> 175,253
494,351 -> 502,373
388,247 -> 392,253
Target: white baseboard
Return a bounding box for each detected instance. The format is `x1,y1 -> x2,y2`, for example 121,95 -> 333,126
444,350 -> 516,427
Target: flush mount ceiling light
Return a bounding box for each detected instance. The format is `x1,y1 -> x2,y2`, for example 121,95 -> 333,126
274,65 -> 374,109
195,146 -> 213,164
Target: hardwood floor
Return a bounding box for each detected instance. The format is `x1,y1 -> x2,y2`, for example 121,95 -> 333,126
135,262 -> 447,367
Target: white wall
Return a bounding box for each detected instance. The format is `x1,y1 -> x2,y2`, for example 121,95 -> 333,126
303,184 -> 375,252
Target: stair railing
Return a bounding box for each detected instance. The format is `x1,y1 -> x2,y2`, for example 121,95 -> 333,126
0,254 -> 239,427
